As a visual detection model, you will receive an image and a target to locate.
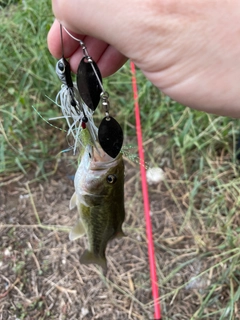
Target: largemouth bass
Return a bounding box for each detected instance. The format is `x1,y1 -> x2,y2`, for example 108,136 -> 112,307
69,144 -> 125,270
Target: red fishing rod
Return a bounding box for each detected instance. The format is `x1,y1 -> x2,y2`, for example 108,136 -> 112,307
130,61 -> 161,320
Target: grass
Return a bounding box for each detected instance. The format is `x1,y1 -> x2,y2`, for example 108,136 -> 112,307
0,0 -> 62,175
1,1 -> 240,319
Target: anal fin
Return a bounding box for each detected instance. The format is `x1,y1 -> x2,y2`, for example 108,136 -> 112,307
69,220 -> 86,241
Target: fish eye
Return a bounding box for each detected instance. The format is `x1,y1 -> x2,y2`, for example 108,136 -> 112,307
106,174 -> 117,184
57,61 -> 65,73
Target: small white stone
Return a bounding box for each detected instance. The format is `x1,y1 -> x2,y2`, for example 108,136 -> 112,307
4,248 -> 11,257
62,259 -> 66,265
146,167 -> 165,185
19,194 -> 30,200
81,307 -> 89,317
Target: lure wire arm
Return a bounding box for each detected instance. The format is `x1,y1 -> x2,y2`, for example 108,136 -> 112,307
60,23 -> 64,58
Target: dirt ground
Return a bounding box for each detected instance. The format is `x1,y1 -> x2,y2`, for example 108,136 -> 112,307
0,147 -> 239,319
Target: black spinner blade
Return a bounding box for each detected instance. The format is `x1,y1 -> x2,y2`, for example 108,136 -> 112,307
98,116 -> 123,158
77,57 -> 102,111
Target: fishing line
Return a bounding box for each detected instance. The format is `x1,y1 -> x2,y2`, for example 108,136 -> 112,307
130,62 -> 161,320
62,25 -> 85,46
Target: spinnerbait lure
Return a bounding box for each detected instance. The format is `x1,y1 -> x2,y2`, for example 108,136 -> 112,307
63,25 -> 123,158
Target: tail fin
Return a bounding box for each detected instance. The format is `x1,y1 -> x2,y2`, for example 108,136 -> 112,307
111,228 -> 126,240
80,250 -> 107,271
115,229 -> 126,238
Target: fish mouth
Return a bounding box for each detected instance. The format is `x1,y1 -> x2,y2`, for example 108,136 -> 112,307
90,147 -> 121,170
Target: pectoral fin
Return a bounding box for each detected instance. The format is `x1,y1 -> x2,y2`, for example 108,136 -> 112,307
69,192 -> 77,210
69,220 -> 86,241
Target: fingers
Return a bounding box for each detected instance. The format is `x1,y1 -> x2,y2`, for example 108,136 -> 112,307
47,19 -> 84,59
97,47 -> 128,78
69,44 -> 127,77
67,35 -> 109,73
51,0 -> 115,39
48,19 -> 127,77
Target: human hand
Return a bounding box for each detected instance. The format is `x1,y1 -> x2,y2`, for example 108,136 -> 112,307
48,0 -> 240,117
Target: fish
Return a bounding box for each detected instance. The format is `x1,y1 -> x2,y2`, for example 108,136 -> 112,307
69,144 -> 125,271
